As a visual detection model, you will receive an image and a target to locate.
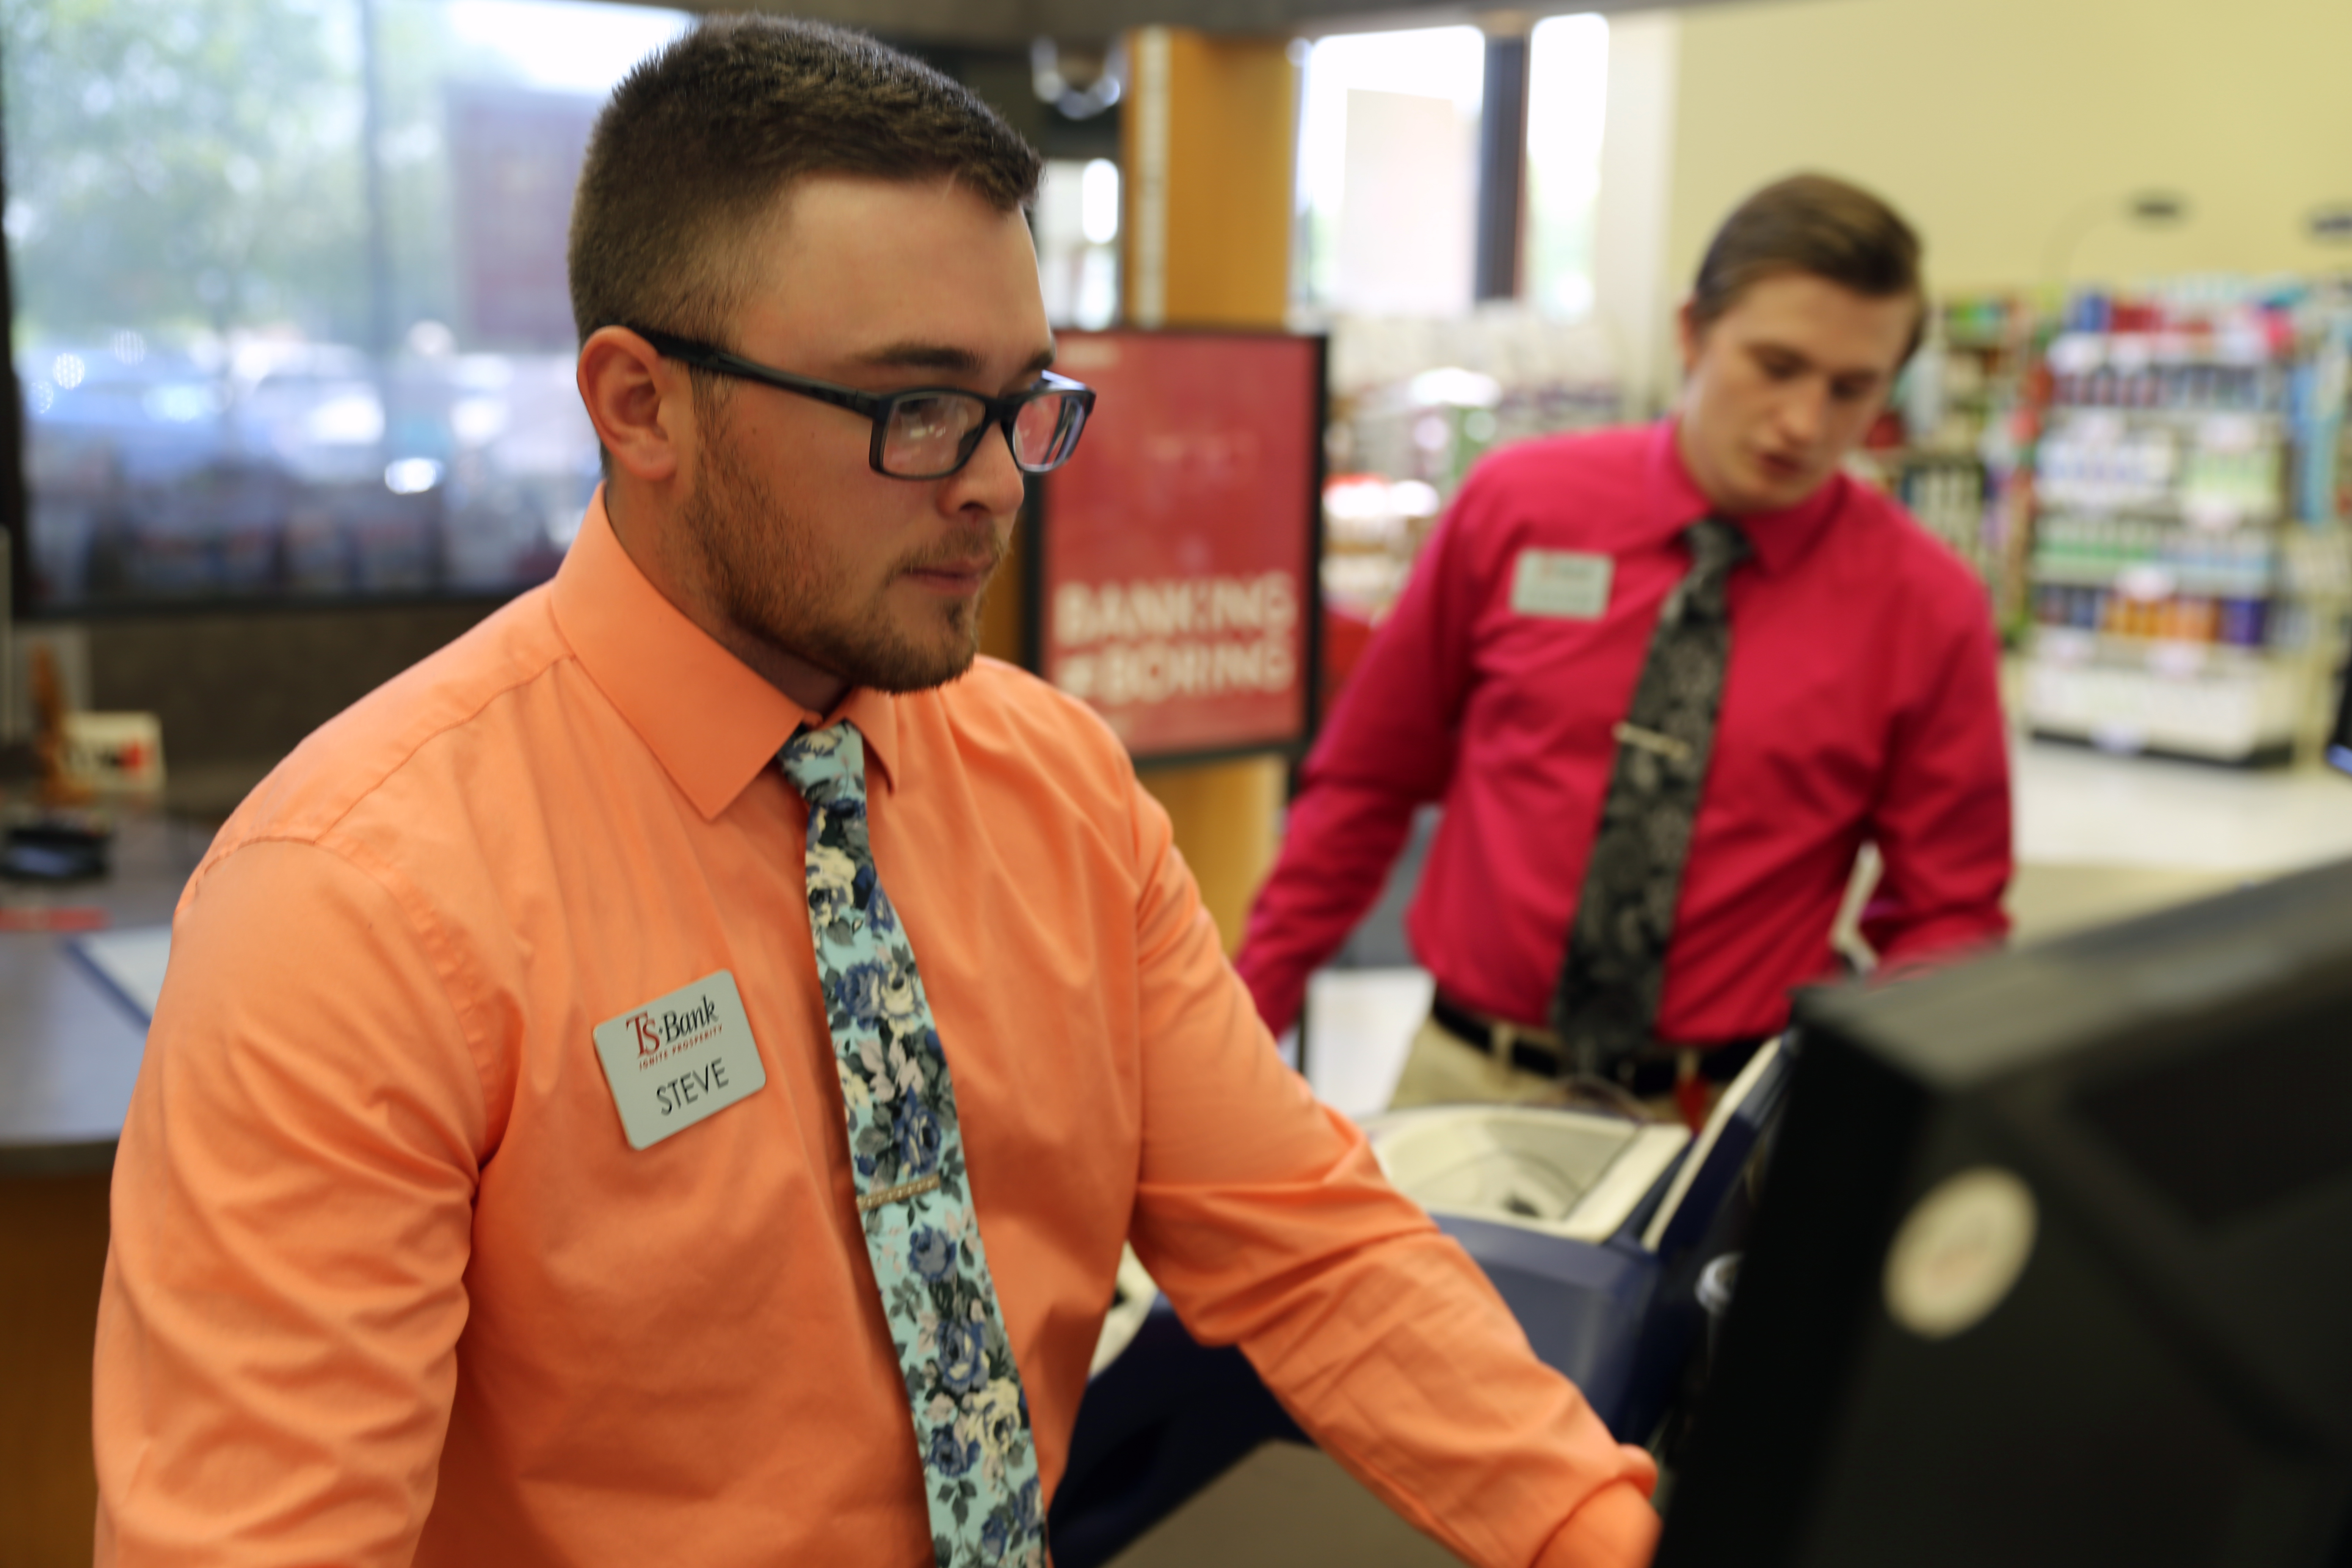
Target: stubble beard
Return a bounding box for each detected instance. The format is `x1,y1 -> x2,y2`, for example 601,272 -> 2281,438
683,416 -> 999,696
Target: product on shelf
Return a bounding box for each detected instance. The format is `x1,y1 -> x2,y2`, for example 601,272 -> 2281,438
1317,308 -> 1622,627
2015,276 -> 2352,765
1866,290 -> 2039,632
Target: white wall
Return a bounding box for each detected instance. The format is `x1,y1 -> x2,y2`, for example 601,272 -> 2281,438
1632,0 -> 2352,393
1590,9 -> 1681,417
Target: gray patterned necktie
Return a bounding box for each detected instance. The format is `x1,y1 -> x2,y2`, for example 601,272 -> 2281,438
1551,518 -> 1752,1078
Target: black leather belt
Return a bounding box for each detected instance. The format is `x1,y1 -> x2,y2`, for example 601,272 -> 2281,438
1429,991 -> 1767,1099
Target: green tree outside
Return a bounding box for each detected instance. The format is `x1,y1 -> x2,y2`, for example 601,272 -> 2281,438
3,0 -> 373,348
2,0 -> 566,355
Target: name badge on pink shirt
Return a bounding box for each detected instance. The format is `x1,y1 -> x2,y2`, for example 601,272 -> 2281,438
1510,549 -> 1614,619
593,971 -> 767,1149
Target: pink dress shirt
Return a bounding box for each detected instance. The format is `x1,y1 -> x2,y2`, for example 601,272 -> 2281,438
1238,421 -> 2012,1041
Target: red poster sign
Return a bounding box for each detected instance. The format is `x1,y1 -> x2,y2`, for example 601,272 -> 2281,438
1038,331 -> 1323,761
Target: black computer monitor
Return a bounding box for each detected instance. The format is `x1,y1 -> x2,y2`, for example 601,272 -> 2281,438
1656,859 -> 2352,1568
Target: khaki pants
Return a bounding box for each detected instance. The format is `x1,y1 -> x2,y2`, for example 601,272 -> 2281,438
1387,1014 -> 1575,1109
1387,1014 -> 1718,1127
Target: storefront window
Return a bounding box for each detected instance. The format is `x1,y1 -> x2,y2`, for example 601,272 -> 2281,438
1035,157 -> 1119,331
1525,15 -> 1610,320
1295,25 -> 1486,317
3,0 -> 688,612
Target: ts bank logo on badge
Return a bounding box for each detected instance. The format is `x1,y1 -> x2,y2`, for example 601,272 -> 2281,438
592,971 -> 766,1150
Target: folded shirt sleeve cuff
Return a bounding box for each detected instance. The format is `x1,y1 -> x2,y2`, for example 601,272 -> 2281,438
1532,1475 -> 1662,1568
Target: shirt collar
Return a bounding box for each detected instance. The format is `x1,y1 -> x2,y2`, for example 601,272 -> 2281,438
550,488 -> 900,820
1645,418 -> 1847,576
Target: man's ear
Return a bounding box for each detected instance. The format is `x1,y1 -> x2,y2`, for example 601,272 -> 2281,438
578,326 -> 686,483
1675,298 -> 1704,378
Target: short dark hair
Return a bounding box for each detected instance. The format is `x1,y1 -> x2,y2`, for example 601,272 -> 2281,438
1690,173 -> 1925,357
568,16 -> 1042,348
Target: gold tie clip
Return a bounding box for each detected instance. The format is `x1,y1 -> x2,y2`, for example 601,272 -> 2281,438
1613,723 -> 1694,763
855,1172 -> 944,1214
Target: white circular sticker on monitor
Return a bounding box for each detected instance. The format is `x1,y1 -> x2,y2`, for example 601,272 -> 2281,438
1883,1167 -> 2039,1340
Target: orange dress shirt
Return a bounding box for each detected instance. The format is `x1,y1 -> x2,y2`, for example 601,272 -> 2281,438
94,494 -> 1659,1568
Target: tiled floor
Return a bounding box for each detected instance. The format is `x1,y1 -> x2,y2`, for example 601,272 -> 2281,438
2012,740 -> 2352,873
1101,741 -> 2352,1568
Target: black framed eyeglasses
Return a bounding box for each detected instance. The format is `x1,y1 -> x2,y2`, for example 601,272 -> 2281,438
632,327 -> 1096,480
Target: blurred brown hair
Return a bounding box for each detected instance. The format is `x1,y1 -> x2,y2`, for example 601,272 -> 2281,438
1689,173 -> 1925,358
568,16 -> 1041,351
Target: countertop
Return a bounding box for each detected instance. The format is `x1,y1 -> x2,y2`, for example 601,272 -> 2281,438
0,812 -> 212,1173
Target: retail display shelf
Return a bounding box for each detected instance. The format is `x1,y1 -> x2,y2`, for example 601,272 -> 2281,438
2041,404 -> 2289,425
2024,657 -> 2305,764
2031,628 -> 2272,674
2010,282 -> 2352,767
2028,563 -> 2274,597
2039,505 -> 2288,530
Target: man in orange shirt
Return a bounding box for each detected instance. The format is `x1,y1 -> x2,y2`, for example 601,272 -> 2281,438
93,19 -> 1658,1568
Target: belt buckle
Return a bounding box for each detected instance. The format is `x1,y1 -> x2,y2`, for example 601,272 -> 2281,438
1492,1019 -> 1562,1076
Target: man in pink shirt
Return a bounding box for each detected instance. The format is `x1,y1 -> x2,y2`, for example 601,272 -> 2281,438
1237,175 -> 2012,1115
93,18 -> 1658,1568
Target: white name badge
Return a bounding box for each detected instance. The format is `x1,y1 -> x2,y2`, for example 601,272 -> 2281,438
1511,549 -> 1614,619
593,971 -> 767,1150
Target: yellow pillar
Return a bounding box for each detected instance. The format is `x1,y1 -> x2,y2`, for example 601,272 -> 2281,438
1123,29 -> 1297,330
1119,27 -> 1301,952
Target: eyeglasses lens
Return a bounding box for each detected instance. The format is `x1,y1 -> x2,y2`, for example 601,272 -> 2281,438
1011,394 -> 1084,470
882,393 -> 988,477
879,388 -> 1087,478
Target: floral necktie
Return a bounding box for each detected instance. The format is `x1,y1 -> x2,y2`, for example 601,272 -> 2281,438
780,722 -> 1043,1568
1551,518 -> 1753,1080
